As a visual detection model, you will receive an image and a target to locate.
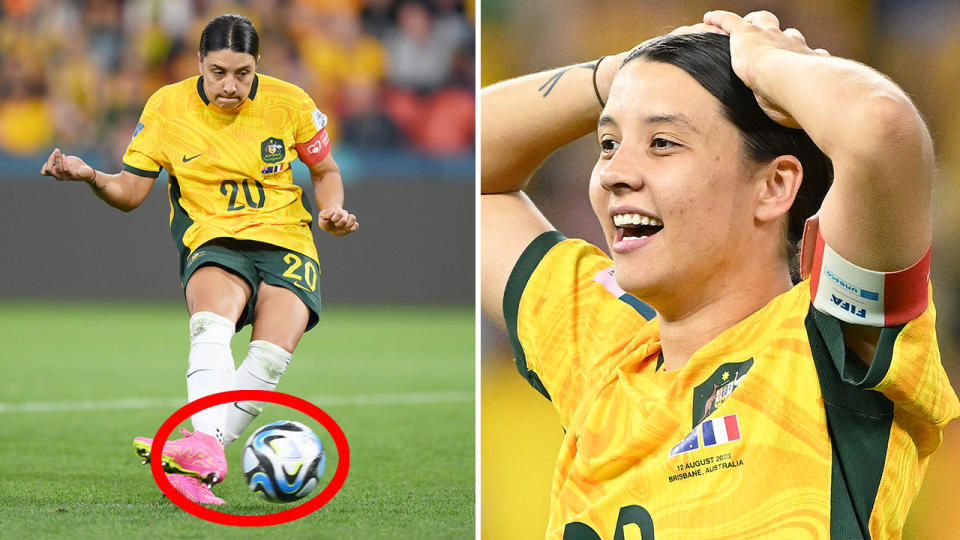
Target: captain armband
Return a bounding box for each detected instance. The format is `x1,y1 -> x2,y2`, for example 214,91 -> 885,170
295,128 -> 331,166
800,216 -> 930,326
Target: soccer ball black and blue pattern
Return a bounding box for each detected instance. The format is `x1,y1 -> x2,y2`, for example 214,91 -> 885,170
242,420 -> 326,503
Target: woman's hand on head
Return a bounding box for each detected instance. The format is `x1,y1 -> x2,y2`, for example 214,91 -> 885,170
703,10 -> 831,128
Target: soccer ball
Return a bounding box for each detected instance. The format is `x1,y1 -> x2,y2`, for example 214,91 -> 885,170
242,420 -> 326,502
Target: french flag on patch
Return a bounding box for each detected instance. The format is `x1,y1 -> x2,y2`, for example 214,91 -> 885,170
701,414 -> 741,447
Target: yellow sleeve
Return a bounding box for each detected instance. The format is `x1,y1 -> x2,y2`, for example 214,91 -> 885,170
868,292 -> 960,446
504,232 -> 658,426
294,88 -> 327,145
121,90 -> 164,178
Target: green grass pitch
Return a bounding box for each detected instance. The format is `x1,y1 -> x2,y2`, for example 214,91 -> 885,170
0,302 -> 474,539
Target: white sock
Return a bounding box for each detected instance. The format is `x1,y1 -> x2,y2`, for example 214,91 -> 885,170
221,340 -> 291,446
186,311 -> 236,443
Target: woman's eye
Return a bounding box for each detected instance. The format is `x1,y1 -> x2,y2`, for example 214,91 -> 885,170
600,139 -> 619,153
652,138 -> 678,149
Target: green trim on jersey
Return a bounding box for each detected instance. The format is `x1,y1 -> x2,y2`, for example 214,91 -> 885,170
123,163 -> 161,178
504,230 -> 566,401
168,176 -> 195,277
248,74 -> 259,100
862,324 -> 901,389
196,76 -> 209,105
806,308 -> 903,539
299,186 -> 314,230
618,293 -> 657,320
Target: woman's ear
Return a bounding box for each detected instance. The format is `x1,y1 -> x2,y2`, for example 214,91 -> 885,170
755,155 -> 803,224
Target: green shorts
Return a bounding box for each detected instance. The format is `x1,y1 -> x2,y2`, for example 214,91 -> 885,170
179,238 -> 322,332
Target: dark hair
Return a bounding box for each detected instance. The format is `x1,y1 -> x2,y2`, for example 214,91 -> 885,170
623,33 -> 833,282
199,14 -> 259,59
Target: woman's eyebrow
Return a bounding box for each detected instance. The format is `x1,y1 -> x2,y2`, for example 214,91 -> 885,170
598,112 -> 700,134
645,113 -> 700,134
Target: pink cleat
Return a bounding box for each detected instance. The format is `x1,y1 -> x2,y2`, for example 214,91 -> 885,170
167,474 -> 225,505
133,428 -> 227,485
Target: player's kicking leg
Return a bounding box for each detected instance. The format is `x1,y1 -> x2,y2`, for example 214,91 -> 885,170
132,265 -> 250,504
221,282 -> 310,446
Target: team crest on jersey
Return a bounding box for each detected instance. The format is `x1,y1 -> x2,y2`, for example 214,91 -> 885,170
261,163 -> 284,175
691,359 -> 753,427
261,137 -> 285,163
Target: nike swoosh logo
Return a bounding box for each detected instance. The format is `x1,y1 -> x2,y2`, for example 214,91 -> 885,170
182,153 -> 202,162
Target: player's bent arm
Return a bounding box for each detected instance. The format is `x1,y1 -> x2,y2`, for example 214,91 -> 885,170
703,10 -> 934,362
308,153 -> 344,210
308,154 -> 358,236
480,57 -> 619,326
756,50 -> 931,272
85,169 -> 157,212
705,11 -> 932,271
480,192 -> 554,329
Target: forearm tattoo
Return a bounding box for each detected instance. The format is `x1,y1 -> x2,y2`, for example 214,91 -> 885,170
88,171 -> 107,191
538,62 -> 594,98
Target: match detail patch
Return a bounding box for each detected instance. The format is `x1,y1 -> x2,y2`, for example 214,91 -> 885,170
669,414 -> 741,457
809,229 -> 930,327
261,163 -> 285,175
311,108 -> 328,131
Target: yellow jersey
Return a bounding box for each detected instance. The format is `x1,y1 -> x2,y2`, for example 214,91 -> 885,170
505,231 -> 960,539
122,74 -> 330,261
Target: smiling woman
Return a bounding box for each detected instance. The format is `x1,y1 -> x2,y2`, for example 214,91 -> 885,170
481,9 -> 958,540
38,12 -> 358,506
590,33 -> 832,322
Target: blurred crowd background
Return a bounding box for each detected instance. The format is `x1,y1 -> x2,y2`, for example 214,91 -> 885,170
481,1 -> 960,539
0,0 -> 474,174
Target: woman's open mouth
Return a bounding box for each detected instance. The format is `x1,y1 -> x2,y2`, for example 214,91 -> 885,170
612,212 -> 663,253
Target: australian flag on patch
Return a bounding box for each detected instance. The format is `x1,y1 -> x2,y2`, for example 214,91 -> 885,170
261,163 -> 284,175
669,414 -> 742,457
669,429 -> 700,457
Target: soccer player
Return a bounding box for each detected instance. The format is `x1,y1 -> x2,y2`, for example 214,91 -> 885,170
40,14 -> 358,505
481,10 -> 959,539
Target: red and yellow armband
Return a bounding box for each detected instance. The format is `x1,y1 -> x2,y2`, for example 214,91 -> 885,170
800,216 -> 930,326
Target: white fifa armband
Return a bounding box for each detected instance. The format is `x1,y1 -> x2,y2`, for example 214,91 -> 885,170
800,216 -> 930,326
